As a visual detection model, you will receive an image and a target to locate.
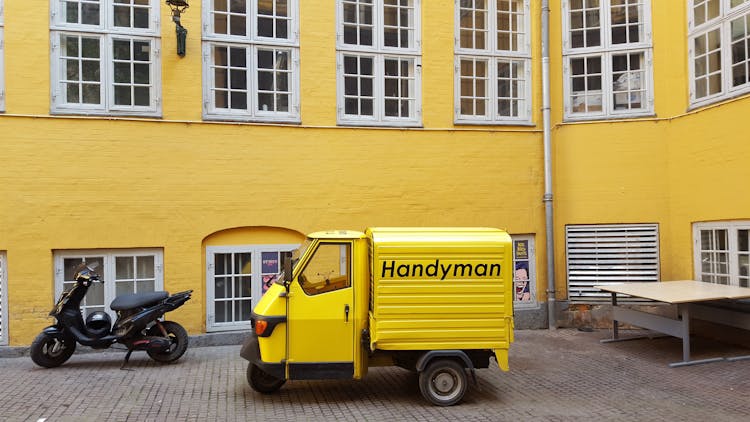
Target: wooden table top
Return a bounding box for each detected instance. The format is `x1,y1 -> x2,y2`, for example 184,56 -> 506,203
594,280 -> 750,304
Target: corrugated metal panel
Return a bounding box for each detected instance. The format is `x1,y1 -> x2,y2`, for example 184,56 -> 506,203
566,224 -> 660,302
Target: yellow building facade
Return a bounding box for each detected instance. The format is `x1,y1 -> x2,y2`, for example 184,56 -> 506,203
0,1 -> 749,346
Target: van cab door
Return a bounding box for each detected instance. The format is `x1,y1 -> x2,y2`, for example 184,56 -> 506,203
287,241 -> 354,379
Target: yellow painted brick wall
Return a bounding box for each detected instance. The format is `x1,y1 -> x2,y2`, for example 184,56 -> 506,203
0,1 -> 547,346
548,0 -> 750,293
3,1 -> 747,345
0,114 -> 544,344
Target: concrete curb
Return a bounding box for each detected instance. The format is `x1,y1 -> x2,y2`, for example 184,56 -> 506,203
0,331 -> 248,358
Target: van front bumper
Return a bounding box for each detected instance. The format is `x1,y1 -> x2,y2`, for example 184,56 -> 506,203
240,332 -> 286,380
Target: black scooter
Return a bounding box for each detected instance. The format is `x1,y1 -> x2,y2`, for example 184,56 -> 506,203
30,262 -> 192,368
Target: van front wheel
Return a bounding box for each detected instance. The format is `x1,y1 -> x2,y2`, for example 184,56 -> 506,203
247,363 -> 286,394
419,359 -> 467,406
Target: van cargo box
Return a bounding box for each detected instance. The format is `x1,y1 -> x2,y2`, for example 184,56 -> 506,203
366,227 -> 514,352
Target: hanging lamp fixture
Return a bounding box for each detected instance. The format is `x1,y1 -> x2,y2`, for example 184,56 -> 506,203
165,1 -> 189,57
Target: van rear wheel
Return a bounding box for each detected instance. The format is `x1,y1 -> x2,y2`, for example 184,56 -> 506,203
247,363 -> 286,394
419,359 -> 467,406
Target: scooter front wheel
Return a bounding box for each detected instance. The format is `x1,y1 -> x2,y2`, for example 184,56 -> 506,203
30,332 -> 76,368
146,321 -> 189,363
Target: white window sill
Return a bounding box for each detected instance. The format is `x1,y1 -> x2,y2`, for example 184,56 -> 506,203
454,119 -> 536,127
203,114 -> 302,125
563,111 -> 656,123
206,323 -> 252,333
50,109 -> 162,119
336,119 -> 423,128
688,90 -> 750,112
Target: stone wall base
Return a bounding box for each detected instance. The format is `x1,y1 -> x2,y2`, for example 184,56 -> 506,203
554,301 -> 750,348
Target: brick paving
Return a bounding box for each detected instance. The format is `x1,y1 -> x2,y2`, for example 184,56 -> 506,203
1,329 -> 749,421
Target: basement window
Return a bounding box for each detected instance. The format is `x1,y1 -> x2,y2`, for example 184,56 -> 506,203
693,221 -> 750,287
53,249 -> 164,320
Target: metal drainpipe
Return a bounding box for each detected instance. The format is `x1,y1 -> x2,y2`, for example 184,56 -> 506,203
542,0 -> 557,329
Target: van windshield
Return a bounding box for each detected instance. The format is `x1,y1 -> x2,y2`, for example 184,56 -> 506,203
275,239 -> 311,286
292,239 -> 312,263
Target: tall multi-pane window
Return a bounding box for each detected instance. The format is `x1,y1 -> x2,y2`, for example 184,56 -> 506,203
562,0 -> 653,120
455,0 -> 531,124
0,0 -> 6,112
202,1 -> 300,122
689,1 -> 750,107
50,0 -> 161,116
694,222 -> 750,287
336,0 -> 422,126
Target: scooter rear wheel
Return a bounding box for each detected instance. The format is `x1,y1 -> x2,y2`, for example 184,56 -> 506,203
146,321 -> 188,363
30,332 -> 76,368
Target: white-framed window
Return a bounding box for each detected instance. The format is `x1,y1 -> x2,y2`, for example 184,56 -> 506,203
206,244 -> 296,332
50,0 -> 162,116
693,221 -> 750,287
1,252 -> 8,346
688,0 -> 750,107
454,0 -> 532,124
0,0 -> 5,112
512,235 -> 537,308
202,0 -> 300,122
562,0 -> 654,120
336,0 -> 422,126
53,249 -> 164,320
566,224 -> 660,301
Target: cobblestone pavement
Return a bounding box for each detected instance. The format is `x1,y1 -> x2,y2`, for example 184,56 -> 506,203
1,329 -> 749,421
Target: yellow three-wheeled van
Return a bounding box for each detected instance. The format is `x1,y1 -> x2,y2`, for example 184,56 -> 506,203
240,227 -> 514,406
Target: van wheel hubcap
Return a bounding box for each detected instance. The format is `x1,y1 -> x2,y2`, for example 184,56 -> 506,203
433,372 -> 456,394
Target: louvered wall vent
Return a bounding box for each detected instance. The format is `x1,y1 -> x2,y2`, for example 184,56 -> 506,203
566,224 -> 660,302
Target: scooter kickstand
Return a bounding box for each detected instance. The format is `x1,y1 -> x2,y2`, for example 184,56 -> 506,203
120,349 -> 135,371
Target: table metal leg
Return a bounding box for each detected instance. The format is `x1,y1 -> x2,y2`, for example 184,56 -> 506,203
601,301 -> 725,366
601,293 -> 661,344
612,292 -> 619,340
680,304 -> 691,363
668,304 -> 724,368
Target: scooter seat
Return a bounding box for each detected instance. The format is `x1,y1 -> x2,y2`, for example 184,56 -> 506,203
111,291 -> 169,311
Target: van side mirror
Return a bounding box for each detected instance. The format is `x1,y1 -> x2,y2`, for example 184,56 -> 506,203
283,256 -> 293,287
